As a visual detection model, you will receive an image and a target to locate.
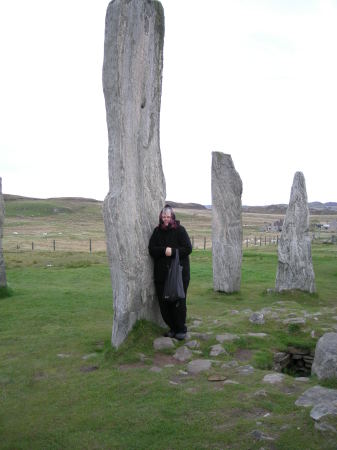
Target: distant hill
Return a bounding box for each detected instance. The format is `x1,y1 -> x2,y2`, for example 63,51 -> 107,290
3,195 -> 337,215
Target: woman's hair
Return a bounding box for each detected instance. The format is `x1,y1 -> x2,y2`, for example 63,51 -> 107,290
159,204 -> 178,229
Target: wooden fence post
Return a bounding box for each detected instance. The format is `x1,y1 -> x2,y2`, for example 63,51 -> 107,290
32,242 -> 34,251
203,237 -> 206,250
53,240 -> 56,251
89,239 -> 92,253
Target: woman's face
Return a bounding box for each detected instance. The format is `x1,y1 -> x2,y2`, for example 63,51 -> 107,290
162,212 -> 172,227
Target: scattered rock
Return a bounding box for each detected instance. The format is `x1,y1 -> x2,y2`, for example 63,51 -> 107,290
295,386 -> 337,408
187,359 -> 212,374
249,312 -> 265,325
263,373 -> 285,384
251,430 -> 275,441
223,379 -> 239,385
208,374 -> 226,382
149,366 -> 162,373
314,421 -> 337,433
221,360 -> 239,369
294,377 -> 310,382
153,337 -> 175,350
312,332 -> 337,380
82,353 -> 98,360
216,333 -> 239,343
310,403 -> 337,421
283,317 -> 306,325
210,344 -> 227,357
173,346 -> 193,362
185,340 -> 200,349
237,365 -> 255,375
254,389 -> 268,397
246,332 -> 268,338
57,353 -> 71,358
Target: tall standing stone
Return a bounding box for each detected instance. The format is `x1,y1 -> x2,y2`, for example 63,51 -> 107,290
275,172 -> 315,293
103,0 -> 166,348
212,152 -> 243,293
0,178 -> 7,288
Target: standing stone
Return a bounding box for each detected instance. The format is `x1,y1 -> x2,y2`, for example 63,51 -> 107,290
0,178 -> 7,288
311,333 -> 337,380
212,152 -> 242,292
275,172 -> 316,293
103,0 -> 166,348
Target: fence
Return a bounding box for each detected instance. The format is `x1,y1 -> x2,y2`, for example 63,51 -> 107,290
3,233 -> 336,254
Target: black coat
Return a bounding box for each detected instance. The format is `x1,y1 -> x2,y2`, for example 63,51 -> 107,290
148,223 -> 192,284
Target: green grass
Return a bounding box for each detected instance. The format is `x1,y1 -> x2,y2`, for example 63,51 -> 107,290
1,246 -> 337,449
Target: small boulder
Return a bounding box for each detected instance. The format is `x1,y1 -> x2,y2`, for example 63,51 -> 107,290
249,312 -> 265,325
216,333 -> 239,343
263,373 -> 285,384
312,332 -> 337,380
187,359 -> 212,374
173,346 -> 193,362
153,337 -> 175,350
210,344 -> 227,357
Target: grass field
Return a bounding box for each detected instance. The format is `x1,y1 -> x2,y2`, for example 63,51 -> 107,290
1,198 -> 337,449
2,197 -> 337,252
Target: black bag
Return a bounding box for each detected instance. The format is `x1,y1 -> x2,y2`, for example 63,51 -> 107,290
163,249 -> 185,302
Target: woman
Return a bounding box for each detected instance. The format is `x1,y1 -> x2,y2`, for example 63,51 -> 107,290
149,204 -> 192,340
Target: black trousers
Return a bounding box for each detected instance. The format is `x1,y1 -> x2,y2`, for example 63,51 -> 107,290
155,279 -> 189,334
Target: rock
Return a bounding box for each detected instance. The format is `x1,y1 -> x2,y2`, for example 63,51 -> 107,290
249,312 -> 265,325
310,403 -> 337,421
294,377 -> 310,382
295,386 -> 337,408
223,379 -> 239,385
216,333 -> 239,343
211,152 -> 242,293
82,353 -> 98,360
283,317 -> 306,325
275,172 -> 316,293
314,421 -> 337,433
185,340 -> 200,349
0,178 -> 7,288
173,346 -> 193,362
210,344 -> 227,357
237,365 -> 254,375
221,360 -> 239,369
312,332 -> 337,379
153,337 -> 175,350
251,430 -> 275,441
246,332 -> 268,338
150,366 -> 162,373
208,374 -> 226,382
187,359 -> 212,374
263,373 -> 285,384
102,0 -> 166,348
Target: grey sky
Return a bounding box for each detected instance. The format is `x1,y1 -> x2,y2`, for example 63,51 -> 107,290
0,0 -> 336,205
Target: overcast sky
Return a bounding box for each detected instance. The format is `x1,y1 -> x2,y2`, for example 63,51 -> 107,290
1,0 -> 336,205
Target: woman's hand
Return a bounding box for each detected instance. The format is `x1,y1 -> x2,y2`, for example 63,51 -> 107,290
165,247 -> 172,256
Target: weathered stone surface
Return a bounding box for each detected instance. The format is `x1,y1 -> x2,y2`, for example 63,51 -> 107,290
275,172 -> 316,293
312,332 -> 337,380
185,340 -> 200,349
153,337 -> 175,350
263,373 -> 285,384
210,344 -> 227,357
216,333 -> 239,343
0,178 -> 6,288
237,365 -> 254,375
249,312 -> 265,325
187,359 -> 212,374
295,386 -> 337,408
103,0 -> 166,347
212,152 -> 242,293
173,346 -> 193,362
